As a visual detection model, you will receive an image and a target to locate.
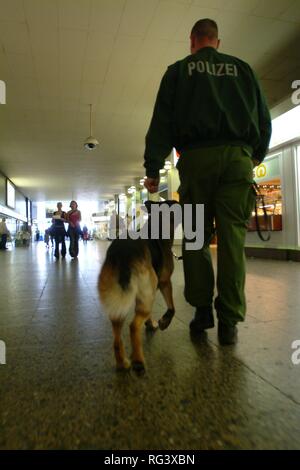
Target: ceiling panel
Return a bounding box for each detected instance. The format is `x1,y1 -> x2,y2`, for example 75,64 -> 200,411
0,0 -> 300,202
192,0 -> 230,7
224,0 -> 260,14
35,56 -> 59,80
280,1 -> 300,23
252,0 -> 294,18
85,32 -> 115,61
59,57 -> 84,81
0,23 -> 31,54
80,81 -> 102,106
58,0 -> 91,30
146,1 -> 190,40
264,56 -> 299,81
90,0 -> 126,34
0,0 -> 25,21
6,53 -> 35,79
81,60 -> 108,83
24,0 -> 59,30
135,37 -> 170,66
59,29 -> 88,58
0,50 -> 10,80
119,0 -> 160,36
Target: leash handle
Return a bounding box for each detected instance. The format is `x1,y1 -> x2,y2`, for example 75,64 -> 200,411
252,181 -> 271,242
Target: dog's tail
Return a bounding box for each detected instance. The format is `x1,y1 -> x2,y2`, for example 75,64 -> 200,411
98,239 -> 147,321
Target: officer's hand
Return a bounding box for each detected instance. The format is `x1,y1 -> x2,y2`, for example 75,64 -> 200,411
144,177 -> 160,193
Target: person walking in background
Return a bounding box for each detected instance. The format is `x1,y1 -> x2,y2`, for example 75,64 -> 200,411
82,225 -> 89,243
0,218 -> 10,250
44,229 -> 50,248
67,200 -> 82,258
52,202 -> 67,259
143,18 -> 271,345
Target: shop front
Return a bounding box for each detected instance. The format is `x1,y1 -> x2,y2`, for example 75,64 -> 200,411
245,143 -> 300,260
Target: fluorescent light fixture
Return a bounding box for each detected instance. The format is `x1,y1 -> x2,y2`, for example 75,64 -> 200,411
269,105 -> 300,149
164,161 -> 172,170
27,199 -> 31,223
6,180 -> 15,209
159,169 -> 166,174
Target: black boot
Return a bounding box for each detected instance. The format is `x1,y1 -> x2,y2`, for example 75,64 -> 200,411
218,321 -> 238,345
190,306 -> 214,334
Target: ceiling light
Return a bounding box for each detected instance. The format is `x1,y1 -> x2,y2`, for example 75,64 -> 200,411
84,104 -> 99,150
164,161 -> 172,170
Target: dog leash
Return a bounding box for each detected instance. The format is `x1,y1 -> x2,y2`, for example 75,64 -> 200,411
252,181 -> 271,242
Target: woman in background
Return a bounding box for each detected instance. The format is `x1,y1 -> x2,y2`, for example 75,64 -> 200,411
67,200 -> 82,258
52,202 -> 67,259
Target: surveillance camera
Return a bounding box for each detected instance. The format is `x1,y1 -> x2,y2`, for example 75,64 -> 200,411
84,136 -> 99,150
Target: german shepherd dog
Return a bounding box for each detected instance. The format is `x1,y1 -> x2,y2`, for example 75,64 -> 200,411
98,200 -> 178,374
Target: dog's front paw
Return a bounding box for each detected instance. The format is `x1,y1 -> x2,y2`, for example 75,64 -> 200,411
158,309 -> 175,331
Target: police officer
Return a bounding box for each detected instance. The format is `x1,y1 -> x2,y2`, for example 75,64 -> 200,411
143,19 -> 272,345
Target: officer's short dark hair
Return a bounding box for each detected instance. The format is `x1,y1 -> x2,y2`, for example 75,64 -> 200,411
191,19 -> 218,40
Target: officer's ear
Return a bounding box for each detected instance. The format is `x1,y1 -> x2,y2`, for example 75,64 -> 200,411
190,35 -> 196,54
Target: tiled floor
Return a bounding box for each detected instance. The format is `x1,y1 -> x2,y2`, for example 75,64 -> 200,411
1,240 -> 300,449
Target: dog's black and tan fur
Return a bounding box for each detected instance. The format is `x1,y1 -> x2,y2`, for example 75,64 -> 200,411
98,201 -> 177,374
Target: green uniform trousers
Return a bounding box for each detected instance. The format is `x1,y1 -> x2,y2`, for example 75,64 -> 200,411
177,145 -> 255,326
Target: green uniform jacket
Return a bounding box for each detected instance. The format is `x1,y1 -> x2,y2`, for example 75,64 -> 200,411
144,46 -> 272,178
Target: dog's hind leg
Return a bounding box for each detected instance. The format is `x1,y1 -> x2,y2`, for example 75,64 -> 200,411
130,269 -> 157,374
158,279 -> 175,330
130,304 -> 149,375
112,319 -> 131,370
